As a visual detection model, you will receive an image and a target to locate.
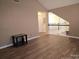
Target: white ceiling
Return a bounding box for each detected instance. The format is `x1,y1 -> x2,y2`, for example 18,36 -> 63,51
38,0 -> 79,10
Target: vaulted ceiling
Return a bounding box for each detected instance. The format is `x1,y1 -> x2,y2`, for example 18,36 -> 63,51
38,0 -> 79,10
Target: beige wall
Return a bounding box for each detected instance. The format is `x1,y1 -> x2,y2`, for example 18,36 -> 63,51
50,3 -> 79,37
0,0 -> 47,47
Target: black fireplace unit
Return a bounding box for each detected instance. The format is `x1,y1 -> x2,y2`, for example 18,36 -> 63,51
11,34 -> 28,47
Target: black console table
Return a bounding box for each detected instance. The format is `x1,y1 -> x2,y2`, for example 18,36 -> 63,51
11,34 -> 28,47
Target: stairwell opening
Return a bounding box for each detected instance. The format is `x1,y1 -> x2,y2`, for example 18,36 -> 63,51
48,12 -> 69,36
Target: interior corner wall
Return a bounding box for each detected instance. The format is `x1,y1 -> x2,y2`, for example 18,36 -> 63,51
0,0 -> 47,47
51,3 -> 79,37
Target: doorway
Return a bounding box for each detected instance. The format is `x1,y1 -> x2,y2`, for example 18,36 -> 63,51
37,11 -> 48,35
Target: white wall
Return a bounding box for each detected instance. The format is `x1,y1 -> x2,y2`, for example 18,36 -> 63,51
0,0 -> 47,47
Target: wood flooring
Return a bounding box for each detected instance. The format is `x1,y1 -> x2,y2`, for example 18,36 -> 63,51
0,34 -> 79,59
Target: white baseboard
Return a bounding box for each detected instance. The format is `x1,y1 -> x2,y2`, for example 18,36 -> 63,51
63,35 -> 79,39
0,44 -> 13,49
49,33 -> 79,39
0,36 -> 40,49
28,36 -> 40,40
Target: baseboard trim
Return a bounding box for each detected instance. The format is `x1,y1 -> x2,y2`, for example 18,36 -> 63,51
49,34 -> 79,39
0,44 -> 13,49
28,36 -> 40,40
63,35 -> 79,39
0,36 -> 40,49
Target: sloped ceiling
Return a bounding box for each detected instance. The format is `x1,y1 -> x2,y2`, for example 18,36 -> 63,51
38,0 -> 79,10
